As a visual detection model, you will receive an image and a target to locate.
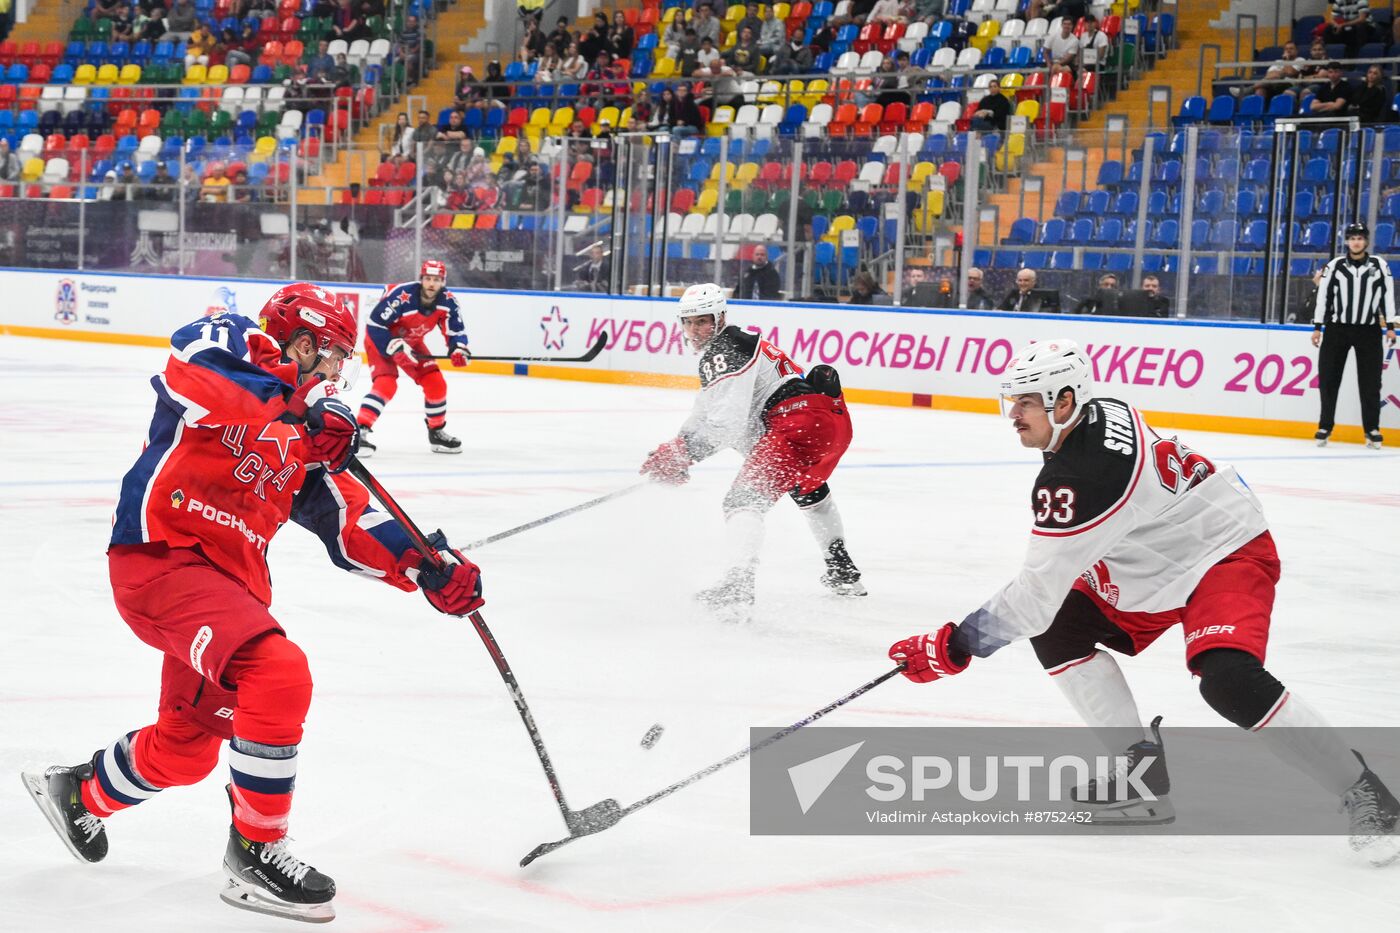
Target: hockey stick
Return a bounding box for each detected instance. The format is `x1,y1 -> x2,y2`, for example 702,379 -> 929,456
346,459 -> 621,840
518,664 -> 906,867
461,481 -> 648,551
415,331 -> 610,364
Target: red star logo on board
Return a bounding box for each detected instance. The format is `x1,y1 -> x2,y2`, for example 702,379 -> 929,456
540,306 -> 569,350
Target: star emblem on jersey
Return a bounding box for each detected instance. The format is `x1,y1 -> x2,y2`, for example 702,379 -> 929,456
257,422 -> 302,464
540,305 -> 569,351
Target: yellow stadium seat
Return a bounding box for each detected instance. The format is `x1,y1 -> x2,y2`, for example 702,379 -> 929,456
652,56 -> 675,78
708,161 -> 737,184
661,7 -> 678,24
21,157 -> 43,181
495,135 -> 518,155
721,30 -> 737,51
489,153 -> 503,173
724,4 -> 744,23
994,133 -> 1026,172
913,191 -> 946,232
910,161 -> 936,187
254,135 -> 276,156
707,105 -> 734,137
1001,72 -> 1023,93
1016,99 -> 1040,123
183,64 -> 206,85
528,107 -> 551,128
451,213 -> 475,229
773,3 -> 791,19
548,106 -> 575,132
618,106 -> 633,127
734,161 -> 759,189
119,64 -> 141,84
693,188 -> 718,214
523,126 -> 544,146
95,64 -> 119,85
73,64 -> 97,85
206,64 -> 228,85
971,21 -> 999,53
825,214 -> 855,243
802,79 -> 828,109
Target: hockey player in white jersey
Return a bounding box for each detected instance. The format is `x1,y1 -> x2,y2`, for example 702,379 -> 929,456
640,283 -> 865,617
888,339 -> 1398,864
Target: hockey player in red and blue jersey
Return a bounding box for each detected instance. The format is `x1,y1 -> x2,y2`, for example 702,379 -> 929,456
21,283 -> 486,923
357,259 -> 470,456
887,339 -> 1398,865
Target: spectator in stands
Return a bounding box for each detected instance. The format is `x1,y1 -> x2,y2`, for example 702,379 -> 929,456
1324,0 -> 1371,59
560,41 -> 590,79
965,267 -> 995,310
1301,38 -> 1329,78
573,243 -> 610,292
610,10 -> 635,58
483,61 -> 512,106
867,57 -> 908,107
867,0 -> 905,24
673,28 -> 701,75
166,0 -> 197,38
0,139 -> 19,182
740,244 -> 783,300
140,7 -> 167,42
1310,61 -> 1352,115
848,271 -> 884,305
580,11 -> 614,62
652,87 -> 680,130
388,113 -> 415,157
111,6 -> 138,43
521,16 -> 547,59
516,162 -> 550,210
1045,16 -> 1081,76
1072,273 -> 1120,314
308,39 -> 335,80
548,15 -> 572,54
769,33 -> 813,75
912,0 -> 945,20
580,53 -> 619,107
437,110 -> 468,141
141,161 -> 176,201
728,27 -> 762,74
201,165 -> 230,202
1352,64 -> 1392,123
631,88 -> 654,125
693,4 -> 721,46
536,42 -> 562,83
970,78 -> 1012,131
399,14 -> 423,81
701,57 -> 744,110
465,151 -> 492,187
1032,0 -> 1087,24
228,168 -> 255,204
328,53 -> 354,87
695,35 -> 721,73
94,0 -> 122,21
332,0 -> 368,43
412,109 -> 436,147
672,82 -> 705,138
1078,15 -> 1110,71
998,268 -> 1046,313
663,12 -> 688,57
453,64 -> 478,102
1251,40 -> 1307,100
1140,274 -> 1171,317
902,268 -> 940,307
443,139 -> 475,176
443,170 -> 470,210
226,22 -> 257,69
758,6 -> 785,57
179,164 -> 200,202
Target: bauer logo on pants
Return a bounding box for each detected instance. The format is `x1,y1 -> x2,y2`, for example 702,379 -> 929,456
749,726 -> 1400,836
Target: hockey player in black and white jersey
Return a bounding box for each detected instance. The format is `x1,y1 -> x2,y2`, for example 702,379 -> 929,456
640,283 -> 865,617
888,339 -> 1398,864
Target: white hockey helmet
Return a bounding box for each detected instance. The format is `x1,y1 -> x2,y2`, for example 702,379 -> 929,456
1000,339 -> 1094,449
677,282 -> 727,325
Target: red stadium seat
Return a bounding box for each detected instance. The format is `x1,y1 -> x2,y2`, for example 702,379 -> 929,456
430,212 -> 452,228
907,100 -> 935,130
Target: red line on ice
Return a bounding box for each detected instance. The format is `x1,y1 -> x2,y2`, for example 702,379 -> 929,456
406,853 -> 959,912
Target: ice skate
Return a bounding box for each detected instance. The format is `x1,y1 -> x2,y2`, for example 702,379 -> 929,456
20,754 -> 108,863
1315,428 -> 1331,447
1341,751 -> 1400,867
357,426 -> 376,458
1072,716 -> 1175,826
820,539 -> 868,597
427,422 -> 462,454
1366,431 -> 1383,450
221,824 -> 336,923
695,567 -> 756,622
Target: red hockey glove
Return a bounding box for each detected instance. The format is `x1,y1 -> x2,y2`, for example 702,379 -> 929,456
449,344 -> 471,367
640,438 -> 692,485
386,337 -> 417,368
286,377 -> 359,473
889,623 -> 971,684
417,546 -> 485,617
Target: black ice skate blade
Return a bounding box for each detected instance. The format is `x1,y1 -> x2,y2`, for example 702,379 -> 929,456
822,581 -> 870,598
220,875 -> 335,924
1352,834 -> 1400,868
20,771 -> 100,864
1078,797 -> 1176,827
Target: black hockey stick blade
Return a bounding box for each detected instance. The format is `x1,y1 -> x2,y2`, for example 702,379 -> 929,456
424,332 -> 609,365
517,666 -> 905,867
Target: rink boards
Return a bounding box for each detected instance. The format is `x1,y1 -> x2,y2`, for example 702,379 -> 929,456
1,267 -> 1393,442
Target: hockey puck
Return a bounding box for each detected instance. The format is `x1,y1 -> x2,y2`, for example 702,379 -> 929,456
640,723 -> 664,749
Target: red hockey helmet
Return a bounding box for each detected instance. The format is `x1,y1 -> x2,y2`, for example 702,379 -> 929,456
421,259 -> 446,279
259,283 -> 358,361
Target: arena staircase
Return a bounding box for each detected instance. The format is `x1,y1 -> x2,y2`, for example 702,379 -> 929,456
6,0 -> 78,44
985,0 -> 1242,244
308,2 -> 488,192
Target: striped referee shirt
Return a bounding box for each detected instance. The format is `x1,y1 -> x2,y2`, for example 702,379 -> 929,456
1312,253 -> 1397,328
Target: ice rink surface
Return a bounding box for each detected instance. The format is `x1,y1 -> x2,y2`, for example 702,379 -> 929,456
2,336 -> 1397,933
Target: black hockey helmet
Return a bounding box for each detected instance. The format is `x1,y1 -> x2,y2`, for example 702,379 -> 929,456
1345,221 -> 1369,240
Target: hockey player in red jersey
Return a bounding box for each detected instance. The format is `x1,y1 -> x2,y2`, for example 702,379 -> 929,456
888,339 -> 1398,865
356,258 -> 470,456
640,283 -> 865,618
21,284 -> 486,923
